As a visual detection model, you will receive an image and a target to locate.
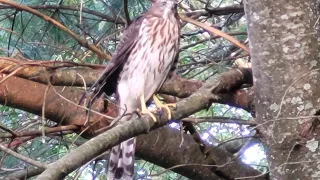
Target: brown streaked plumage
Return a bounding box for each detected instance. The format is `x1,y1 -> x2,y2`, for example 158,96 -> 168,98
82,0 -> 180,179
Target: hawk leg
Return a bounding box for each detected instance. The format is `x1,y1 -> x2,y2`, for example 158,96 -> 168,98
139,95 -> 157,122
152,95 -> 176,120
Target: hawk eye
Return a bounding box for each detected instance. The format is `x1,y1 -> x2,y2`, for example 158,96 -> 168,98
161,2 -> 167,6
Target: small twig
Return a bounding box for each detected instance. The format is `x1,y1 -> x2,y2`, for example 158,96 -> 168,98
41,84 -> 50,141
272,68 -> 320,141
0,125 -> 79,138
0,0 -> 112,60
179,120 -> 184,147
281,142 -> 299,172
235,160 -> 316,179
0,167 -> 23,171
205,135 -> 258,154
0,144 -> 48,169
94,107 -> 129,135
50,85 -> 115,120
182,117 -> 256,126
76,73 -> 87,92
79,0 -> 83,35
3,136 -> 36,148
276,68 -> 320,119
179,15 -> 250,53
123,0 -> 131,25
0,66 -> 23,85
1,57 -> 105,69
149,163 -> 223,177
134,161 -> 148,179
73,151 -> 108,180
0,124 -> 18,137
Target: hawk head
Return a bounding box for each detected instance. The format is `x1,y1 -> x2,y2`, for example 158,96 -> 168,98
149,0 -> 178,18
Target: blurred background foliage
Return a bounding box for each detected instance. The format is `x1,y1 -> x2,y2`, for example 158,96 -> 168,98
0,0 -> 266,179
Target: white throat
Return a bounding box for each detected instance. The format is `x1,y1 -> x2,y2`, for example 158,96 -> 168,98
162,8 -> 174,19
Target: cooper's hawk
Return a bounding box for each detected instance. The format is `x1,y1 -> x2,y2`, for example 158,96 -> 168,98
82,0 -> 180,179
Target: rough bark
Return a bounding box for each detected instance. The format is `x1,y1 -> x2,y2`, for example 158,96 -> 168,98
245,0 -> 320,179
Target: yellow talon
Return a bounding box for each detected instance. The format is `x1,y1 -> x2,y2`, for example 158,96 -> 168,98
152,95 -> 176,120
139,95 -> 157,122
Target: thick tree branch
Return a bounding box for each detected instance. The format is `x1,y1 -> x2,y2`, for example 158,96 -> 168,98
0,57 -> 253,112
34,72 -> 262,180
0,57 -> 104,87
0,74 -> 261,179
136,127 -> 263,180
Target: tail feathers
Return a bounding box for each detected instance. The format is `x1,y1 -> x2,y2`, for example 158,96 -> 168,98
107,138 -> 136,180
79,63 -> 119,108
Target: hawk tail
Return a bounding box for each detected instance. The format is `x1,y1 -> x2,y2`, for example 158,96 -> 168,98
107,138 -> 136,180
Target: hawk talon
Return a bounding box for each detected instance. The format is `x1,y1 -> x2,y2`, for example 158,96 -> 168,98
140,109 -> 157,122
152,95 -> 176,120
139,95 -> 158,122
166,103 -> 177,109
136,108 -> 157,122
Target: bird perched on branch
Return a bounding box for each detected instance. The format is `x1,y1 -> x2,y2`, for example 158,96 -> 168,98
80,0 -> 180,179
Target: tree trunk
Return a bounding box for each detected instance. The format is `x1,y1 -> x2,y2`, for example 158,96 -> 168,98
245,0 -> 320,179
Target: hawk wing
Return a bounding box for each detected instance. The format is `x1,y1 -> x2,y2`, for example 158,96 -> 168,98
80,16 -> 144,105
